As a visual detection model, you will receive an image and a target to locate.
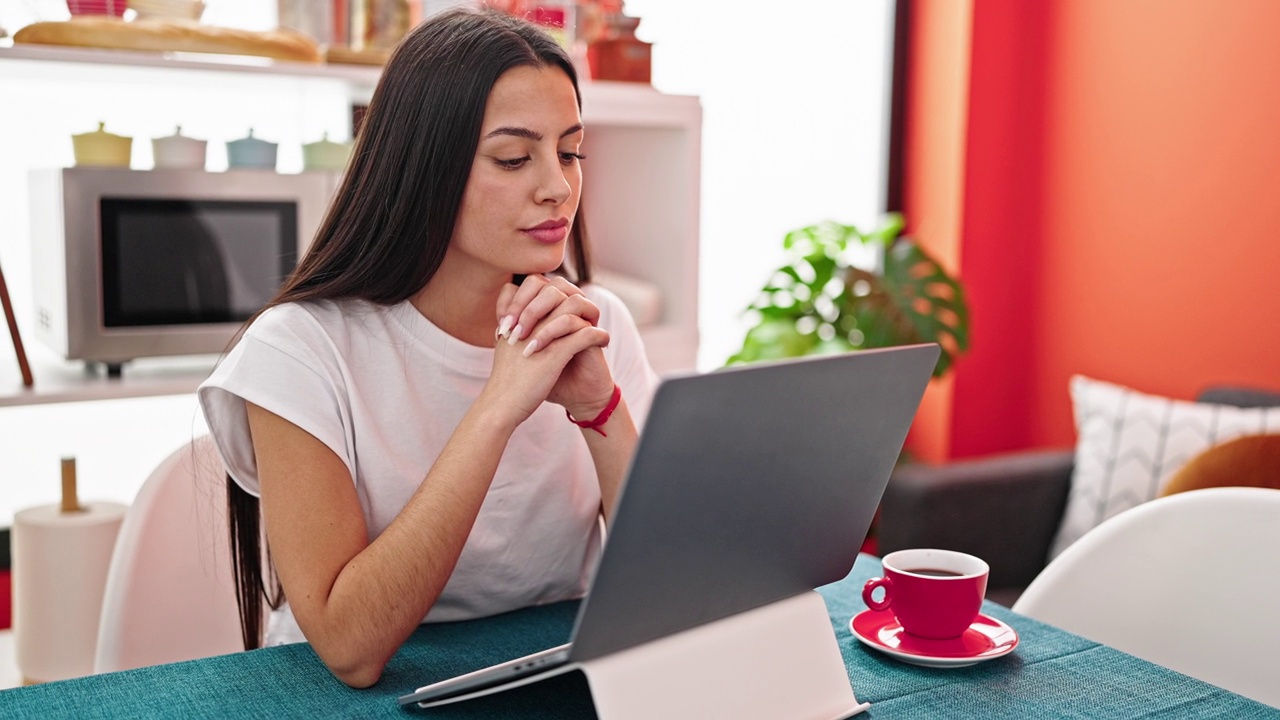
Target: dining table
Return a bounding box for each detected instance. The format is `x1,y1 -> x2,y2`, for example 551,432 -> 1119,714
1,553 -> 1275,719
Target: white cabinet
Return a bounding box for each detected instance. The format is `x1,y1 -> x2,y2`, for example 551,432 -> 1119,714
579,82 -> 701,376
0,44 -> 700,524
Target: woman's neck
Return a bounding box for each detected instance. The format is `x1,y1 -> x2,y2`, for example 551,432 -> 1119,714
411,256 -> 507,348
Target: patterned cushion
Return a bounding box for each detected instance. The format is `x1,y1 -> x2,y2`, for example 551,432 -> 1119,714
1049,376 -> 1280,559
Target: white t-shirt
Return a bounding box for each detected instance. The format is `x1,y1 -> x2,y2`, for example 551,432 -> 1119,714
198,285 -> 658,646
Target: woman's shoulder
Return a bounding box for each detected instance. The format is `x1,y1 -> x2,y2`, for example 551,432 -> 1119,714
252,297 -> 389,336
582,281 -> 630,317
243,298 -> 408,362
223,297 -> 408,382
583,276 -> 658,332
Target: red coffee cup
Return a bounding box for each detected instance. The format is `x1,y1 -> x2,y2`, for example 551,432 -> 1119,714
861,549 -> 989,639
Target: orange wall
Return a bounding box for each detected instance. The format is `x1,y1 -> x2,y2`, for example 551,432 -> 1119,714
1030,0 -> 1280,447
905,0 -> 1280,457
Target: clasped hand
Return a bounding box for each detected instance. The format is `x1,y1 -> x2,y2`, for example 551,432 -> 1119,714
488,275 -> 615,426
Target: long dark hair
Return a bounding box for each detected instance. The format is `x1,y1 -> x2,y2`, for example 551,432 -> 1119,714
228,8 -> 589,650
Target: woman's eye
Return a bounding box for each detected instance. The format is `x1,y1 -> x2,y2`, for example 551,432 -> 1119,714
495,156 -> 530,169
559,152 -> 587,166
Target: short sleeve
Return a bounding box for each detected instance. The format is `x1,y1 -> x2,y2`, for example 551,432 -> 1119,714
198,306 -> 355,496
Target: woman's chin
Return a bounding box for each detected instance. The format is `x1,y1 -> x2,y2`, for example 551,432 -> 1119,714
519,258 -> 568,277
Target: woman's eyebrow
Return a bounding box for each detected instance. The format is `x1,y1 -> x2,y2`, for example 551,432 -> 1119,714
484,123 -> 584,141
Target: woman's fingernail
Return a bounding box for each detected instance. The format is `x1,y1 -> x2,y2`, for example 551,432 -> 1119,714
521,338 -> 539,357
497,315 -> 514,338
508,324 -> 524,345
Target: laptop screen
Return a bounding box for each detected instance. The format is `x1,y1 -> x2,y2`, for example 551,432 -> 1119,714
567,344 -> 939,661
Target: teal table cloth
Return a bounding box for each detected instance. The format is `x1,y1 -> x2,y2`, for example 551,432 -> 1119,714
2,554 -> 1275,718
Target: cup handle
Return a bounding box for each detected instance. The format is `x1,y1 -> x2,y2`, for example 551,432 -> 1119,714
862,576 -> 893,612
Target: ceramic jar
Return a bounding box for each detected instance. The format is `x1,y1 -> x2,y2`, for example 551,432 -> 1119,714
226,128 -> 278,170
126,0 -> 204,21
72,122 -> 132,167
151,126 -> 207,169
302,132 -> 353,172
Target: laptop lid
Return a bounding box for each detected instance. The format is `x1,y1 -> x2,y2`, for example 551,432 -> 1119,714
566,343 -> 940,662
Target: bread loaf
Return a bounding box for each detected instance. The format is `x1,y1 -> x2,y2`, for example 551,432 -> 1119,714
324,45 -> 390,67
14,17 -> 322,63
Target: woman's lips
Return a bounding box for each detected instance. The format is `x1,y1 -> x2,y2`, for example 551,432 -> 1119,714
523,219 -> 569,244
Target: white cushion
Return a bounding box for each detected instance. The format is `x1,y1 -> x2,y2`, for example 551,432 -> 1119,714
1049,375 -> 1280,559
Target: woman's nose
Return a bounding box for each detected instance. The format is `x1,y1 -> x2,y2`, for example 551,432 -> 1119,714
535,163 -> 572,205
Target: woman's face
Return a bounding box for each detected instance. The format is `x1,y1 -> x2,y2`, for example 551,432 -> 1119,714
449,65 -> 584,281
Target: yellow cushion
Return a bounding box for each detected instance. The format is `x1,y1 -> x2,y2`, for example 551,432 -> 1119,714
1160,434 -> 1280,497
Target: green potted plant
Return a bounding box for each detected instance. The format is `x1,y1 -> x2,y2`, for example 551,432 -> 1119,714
728,213 -> 970,377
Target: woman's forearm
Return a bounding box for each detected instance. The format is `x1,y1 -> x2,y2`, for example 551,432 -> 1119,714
251,392 -> 521,687
575,397 -> 639,522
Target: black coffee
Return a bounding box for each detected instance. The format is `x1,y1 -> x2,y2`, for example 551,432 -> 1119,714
905,568 -> 963,577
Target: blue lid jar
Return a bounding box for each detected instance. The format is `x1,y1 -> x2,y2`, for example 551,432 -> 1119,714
226,129 -> 278,170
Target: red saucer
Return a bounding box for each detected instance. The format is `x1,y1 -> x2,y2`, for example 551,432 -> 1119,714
850,609 -> 1018,668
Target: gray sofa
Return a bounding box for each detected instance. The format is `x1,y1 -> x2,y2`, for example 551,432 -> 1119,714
878,385 -> 1280,608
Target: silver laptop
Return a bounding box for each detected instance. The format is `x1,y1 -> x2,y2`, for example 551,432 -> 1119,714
398,343 -> 940,708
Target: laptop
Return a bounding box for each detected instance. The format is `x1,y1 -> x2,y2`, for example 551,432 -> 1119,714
398,343 -> 940,708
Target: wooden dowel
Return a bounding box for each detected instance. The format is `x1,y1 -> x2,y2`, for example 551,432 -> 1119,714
0,259 -> 34,388
61,456 -> 81,513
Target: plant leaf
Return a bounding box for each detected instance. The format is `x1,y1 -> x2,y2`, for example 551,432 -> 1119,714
729,215 -> 970,377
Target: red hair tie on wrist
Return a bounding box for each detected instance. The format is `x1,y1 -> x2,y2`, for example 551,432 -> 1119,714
566,384 -> 622,437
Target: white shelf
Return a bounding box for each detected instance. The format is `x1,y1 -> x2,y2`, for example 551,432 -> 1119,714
0,344 -> 214,408
581,81 -> 701,128
0,42 -> 383,86
0,43 -> 699,122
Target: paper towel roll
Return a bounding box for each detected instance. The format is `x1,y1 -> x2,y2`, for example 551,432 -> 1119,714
12,501 -> 127,683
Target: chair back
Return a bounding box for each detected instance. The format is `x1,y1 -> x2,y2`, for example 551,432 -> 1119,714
1012,487 -> 1280,708
94,435 -> 244,673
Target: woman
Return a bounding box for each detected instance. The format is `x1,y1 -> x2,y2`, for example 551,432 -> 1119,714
198,9 -> 658,688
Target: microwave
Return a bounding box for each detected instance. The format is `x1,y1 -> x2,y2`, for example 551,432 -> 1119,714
30,167 -> 337,375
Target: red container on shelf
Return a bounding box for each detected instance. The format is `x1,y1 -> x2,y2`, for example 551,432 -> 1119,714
588,13 -> 650,84
532,6 -> 566,29
0,569 -> 11,631
66,0 -> 127,16
529,3 -> 574,48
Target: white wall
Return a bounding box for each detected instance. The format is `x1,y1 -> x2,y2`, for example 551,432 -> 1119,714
625,0 -> 897,368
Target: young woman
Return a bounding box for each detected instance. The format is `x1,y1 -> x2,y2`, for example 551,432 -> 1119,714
198,9 -> 658,688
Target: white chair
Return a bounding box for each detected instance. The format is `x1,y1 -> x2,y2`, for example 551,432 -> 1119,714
1012,487 -> 1280,708
94,435 -> 245,673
